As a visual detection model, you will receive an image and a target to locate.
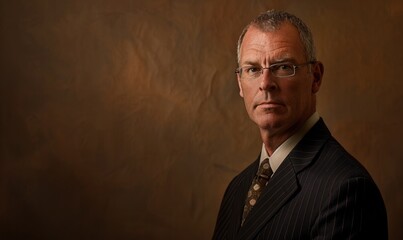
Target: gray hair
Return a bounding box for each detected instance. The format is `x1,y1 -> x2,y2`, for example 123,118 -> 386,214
237,10 -> 316,64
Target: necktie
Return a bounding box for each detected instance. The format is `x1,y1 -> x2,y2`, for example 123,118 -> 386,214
241,158 -> 273,225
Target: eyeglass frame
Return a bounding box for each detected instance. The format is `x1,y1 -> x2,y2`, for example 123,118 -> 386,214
235,61 -> 317,79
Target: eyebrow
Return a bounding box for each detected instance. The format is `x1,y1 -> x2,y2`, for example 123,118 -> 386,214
241,60 -> 260,66
272,57 -> 296,63
241,58 -> 297,66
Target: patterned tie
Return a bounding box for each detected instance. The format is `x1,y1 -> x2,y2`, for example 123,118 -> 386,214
241,158 -> 273,225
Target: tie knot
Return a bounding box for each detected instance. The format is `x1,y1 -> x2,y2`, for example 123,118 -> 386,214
257,158 -> 273,179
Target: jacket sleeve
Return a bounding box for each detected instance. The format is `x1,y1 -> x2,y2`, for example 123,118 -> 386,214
311,177 -> 388,239
212,175 -> 241,240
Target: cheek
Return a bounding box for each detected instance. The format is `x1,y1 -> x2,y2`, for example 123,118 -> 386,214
282,81 -> 311,107
240,84 -> 256,103
242,88 -> 259,117
243,92 -> 255,111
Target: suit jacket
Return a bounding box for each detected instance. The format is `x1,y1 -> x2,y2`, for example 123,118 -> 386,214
213,119 -> 387,239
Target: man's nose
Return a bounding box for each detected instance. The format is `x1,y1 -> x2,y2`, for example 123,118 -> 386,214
259,68 -> 277,91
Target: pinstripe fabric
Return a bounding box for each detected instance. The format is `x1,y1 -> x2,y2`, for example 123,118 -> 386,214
212,119 -> 388,239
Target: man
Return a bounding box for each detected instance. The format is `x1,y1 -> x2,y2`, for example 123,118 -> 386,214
213,10 -> 387,239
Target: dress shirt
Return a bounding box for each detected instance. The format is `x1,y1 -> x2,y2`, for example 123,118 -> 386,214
259,112 -> 320,173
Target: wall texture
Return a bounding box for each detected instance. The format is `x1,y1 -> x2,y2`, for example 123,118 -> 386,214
1,0 -> 402,239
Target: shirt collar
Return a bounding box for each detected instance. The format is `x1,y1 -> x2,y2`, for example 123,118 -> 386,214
260,112 -> 320,173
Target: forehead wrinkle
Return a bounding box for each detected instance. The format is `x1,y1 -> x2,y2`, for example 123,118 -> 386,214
241,46 -> 296,67
240,37 -> 299,66
239,24 -> 306,66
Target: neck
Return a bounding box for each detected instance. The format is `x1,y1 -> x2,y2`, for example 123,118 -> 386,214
260,127 -> 299,156
260,112 -> 316,156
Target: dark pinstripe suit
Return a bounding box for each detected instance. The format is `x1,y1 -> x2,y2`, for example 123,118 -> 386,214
213,119 -> 388,239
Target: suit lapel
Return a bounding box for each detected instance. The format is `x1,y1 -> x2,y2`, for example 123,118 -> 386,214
237,158 -> 298,239
288,118 -> 331,174
236,119 -> 331,239
227,159 -> 259,238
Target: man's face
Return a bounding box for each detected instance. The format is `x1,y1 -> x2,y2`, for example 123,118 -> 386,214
237,23 -> 323,139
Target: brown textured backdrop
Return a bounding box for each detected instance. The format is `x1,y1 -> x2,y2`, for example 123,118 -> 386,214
1,0 -> 402,239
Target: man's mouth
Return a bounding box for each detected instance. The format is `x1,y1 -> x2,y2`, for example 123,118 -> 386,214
256,101 -> 284,109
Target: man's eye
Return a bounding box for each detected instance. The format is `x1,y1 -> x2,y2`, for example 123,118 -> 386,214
245,67 -> 261,73
273,64 -> 293,71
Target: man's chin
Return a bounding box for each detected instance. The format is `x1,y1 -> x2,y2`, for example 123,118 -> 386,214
254,116 -> 284,131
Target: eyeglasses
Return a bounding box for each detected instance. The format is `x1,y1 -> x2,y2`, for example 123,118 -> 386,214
235,61 -> 316,80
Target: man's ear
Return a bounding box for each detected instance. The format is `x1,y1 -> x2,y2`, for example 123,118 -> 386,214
237,75 -> 244,97
312,61 -> 324,94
